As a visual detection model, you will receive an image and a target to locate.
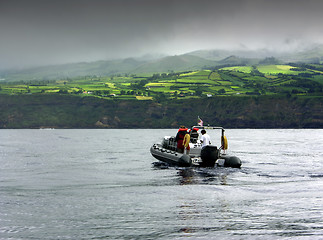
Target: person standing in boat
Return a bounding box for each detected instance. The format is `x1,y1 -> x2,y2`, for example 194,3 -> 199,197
183,131 -> 190,155
200,129 -> 211,147
175,126 -> 187,153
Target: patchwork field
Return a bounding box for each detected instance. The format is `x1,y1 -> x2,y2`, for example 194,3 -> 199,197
1,64 -> 322,100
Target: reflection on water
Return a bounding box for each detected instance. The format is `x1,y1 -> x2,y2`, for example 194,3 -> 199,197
177,168 -> 196,185
153,162 -> 232,185
177,167 -> 230,185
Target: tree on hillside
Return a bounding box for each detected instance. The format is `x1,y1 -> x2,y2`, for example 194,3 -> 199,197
218,89 -> 226,94
131,79 -> 148,90
195,88 -> 203,96
155,92 -> 166,102
58,89 -> 68,94
251,66 -> 265,77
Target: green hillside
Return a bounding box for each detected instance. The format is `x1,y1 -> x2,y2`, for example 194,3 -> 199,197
0,55 -> 215,82
1,64 -> 322,100
2,45 -> 323,82
133,55 -> 216,73
1,46 -> 323,129
1,63 -> 323,129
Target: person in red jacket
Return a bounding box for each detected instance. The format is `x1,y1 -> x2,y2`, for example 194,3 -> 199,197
175,126 -> 187,153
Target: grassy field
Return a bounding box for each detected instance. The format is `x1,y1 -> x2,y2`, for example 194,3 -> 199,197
221,66 -> 253,73
1,64 -> 322,100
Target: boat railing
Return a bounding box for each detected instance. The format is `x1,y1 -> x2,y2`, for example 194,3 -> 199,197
191,126 -> 225,137
192,126 -> 224,130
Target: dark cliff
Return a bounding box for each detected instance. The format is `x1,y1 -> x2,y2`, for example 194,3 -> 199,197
0,95 -> 322,128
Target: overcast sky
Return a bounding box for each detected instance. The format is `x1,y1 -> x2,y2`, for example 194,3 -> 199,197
1,0 -> 323,70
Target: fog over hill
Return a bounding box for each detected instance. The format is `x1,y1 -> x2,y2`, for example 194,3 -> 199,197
188,44 -> 323,62
1,44 -> 323,82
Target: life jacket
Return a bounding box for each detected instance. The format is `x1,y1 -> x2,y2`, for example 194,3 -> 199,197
183,134 -> 190,148
177,131 -> 186,140
176,128 -> 188,141
177,128 -> 188,132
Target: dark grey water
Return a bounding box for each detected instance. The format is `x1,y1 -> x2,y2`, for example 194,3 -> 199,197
0,129 -> 323,239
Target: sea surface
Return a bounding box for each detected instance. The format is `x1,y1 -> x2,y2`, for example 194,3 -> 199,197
0,129 -> 323,240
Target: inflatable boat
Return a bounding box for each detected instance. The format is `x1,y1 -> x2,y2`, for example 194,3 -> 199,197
150,126 -> 241,168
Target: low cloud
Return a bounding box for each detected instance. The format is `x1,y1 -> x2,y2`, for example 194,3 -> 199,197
1,0 -> 323,70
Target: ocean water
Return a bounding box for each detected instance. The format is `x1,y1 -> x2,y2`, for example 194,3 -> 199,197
0,129 -> 323,239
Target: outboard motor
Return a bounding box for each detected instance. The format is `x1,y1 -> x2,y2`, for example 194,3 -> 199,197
200,145 -> 219,167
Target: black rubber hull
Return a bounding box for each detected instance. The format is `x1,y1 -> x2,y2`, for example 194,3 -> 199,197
219,155 -> 242,168
150,145 -> 192,167
150,144 -> 242,168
